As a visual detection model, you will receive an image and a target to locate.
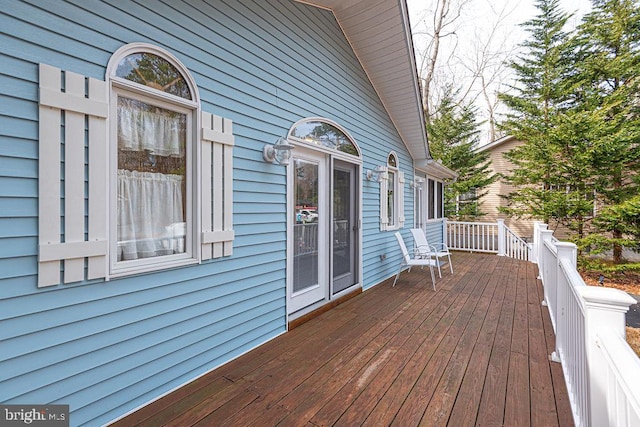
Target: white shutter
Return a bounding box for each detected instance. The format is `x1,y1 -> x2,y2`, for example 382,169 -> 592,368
379,167 -> 389,231
398,171 -> 405,227
38,64 -> 108,287
201,111 -> 235,260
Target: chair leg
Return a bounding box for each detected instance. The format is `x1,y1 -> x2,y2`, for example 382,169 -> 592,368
448,254 -> 453,274
429,264 -> 436,291
437,258 -> 443,278
393,264 -> 403,287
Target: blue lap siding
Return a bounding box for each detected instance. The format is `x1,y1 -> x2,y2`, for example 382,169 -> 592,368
0,1 -> 416,425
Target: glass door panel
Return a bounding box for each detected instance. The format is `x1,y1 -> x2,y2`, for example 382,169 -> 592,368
290,156 -> 325,312
332,161 -> 357,294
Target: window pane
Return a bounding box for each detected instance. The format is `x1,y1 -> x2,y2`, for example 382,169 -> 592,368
333,168 -> 350,280
115,53 -> 191,99
437,182 -> 444,218
387,170 -> 395,226
415,183 -> 424,228
293,159 -> 319,292
428,179 -> 435,219
388,153 -> 397,168
291,120 -> 358,155
116,97 -> 187,261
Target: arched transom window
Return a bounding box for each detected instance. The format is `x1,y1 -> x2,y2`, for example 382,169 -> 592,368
114,52 -> 193,99
289,119 -> 360,157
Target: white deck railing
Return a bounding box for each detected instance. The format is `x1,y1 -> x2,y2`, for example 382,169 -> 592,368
446,220 -> 499,253
446,219 -> 531,261
534,223 -> 640,427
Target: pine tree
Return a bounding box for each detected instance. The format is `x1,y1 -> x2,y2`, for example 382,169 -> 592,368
497,0 -> 596,237
427,87 -> 497,220
570,0 -> 640,262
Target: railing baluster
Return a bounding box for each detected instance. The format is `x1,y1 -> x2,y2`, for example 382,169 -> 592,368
446,220 -> 532,260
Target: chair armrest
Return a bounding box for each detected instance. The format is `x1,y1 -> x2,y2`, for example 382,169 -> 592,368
414,245 -> 438,257
430,243 -> 450,252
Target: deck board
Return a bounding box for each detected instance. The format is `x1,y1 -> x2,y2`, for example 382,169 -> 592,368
476,258 -> 518,427
112,253 -> 574,427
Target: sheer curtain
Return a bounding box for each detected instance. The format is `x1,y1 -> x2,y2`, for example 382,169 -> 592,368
116,97 -> 187,262
118,102 -> 185,156
117,170 -> 184,261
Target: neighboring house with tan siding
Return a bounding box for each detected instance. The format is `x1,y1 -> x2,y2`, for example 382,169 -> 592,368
477,135 -> 537,240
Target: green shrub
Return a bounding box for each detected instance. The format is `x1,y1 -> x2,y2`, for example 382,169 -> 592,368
578,257 -> 640,275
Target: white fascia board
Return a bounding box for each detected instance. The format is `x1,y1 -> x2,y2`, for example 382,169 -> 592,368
414,158 -> 458,181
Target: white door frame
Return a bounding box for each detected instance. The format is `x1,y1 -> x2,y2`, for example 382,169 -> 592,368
287,147 -> 329,313
286,145 -> 363,319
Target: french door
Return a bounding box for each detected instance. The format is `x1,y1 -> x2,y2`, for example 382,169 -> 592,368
289,150 -> 327,312
332,160 -> 357,294
288,149 -> 359,315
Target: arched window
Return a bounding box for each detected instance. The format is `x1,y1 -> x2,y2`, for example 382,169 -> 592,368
375,151 -> 405,231
289,118 -> 360,157
108,43 -> 199,275
386,153 -> 398,227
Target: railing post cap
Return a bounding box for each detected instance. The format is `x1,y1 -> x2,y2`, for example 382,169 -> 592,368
555,242 -> 577,249
577,286 -> 637,312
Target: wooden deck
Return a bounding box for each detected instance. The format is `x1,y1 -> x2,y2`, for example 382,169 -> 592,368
113,252 -> 574,426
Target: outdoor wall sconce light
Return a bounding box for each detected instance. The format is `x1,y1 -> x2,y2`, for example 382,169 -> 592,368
410,177 -> 425,189
263,137 -> 294,166
366,165 -> 385,182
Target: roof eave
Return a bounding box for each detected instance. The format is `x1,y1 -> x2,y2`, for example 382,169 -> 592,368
295,0 -> 430,161
415,158 -> 458,181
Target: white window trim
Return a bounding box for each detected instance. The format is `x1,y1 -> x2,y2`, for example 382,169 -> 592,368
414,175 -> 426,229
426,176 -> 445,222
108,88 -> 198,277
380,152 -> 404,231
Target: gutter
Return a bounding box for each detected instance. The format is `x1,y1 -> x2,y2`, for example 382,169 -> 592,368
414,158 -> 458,182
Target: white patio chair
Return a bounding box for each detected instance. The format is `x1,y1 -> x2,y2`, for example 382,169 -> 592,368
410,228 -> 453,278
393,232 -> 437,290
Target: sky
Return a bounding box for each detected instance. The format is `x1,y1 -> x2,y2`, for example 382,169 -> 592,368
406,0 -> 593,144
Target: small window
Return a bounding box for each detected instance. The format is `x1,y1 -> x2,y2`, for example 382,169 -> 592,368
387,154 -> 398,226
388,153 -> 397,168
414,177 -> 426,228
379,152 -> 404,231
109,45 -> 199,276
427,178 -> 444,220
437,181 -> 444,218
428,179 -> 435,219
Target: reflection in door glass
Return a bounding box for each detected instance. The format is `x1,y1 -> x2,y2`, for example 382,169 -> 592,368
293,159 -> 319,293
332,163 -> 357,295
333,169 -> 350,279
